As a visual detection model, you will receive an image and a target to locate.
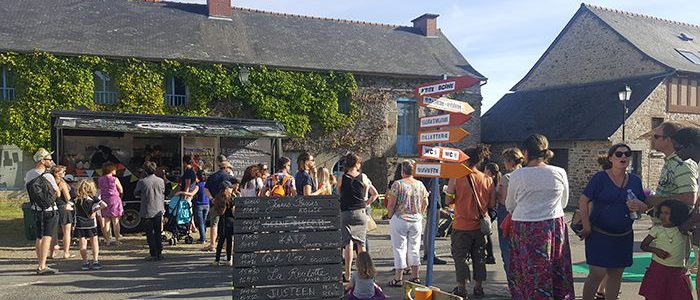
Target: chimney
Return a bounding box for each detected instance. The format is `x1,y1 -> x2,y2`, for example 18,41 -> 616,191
207,0 -> 232,20
411,13 -> 439,37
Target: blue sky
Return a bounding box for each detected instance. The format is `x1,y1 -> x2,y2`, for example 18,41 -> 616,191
180,0 -> 697,113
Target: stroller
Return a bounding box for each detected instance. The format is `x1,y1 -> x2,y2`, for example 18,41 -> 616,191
163,196 -> 194,245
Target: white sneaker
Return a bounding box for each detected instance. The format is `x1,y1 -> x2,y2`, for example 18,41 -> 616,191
227,259 -> 233,267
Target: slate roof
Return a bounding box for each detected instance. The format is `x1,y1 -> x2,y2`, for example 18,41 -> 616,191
584,4 -> 700,74
0,0 -> 484,79
481,75 -> 665,143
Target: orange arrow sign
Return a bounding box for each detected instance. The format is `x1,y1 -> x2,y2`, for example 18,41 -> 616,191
413,162 -> 473,178
419,113 -> 472,129
418,96 -> 475,115
417,128 -> 470,145
420,146 -> 469,163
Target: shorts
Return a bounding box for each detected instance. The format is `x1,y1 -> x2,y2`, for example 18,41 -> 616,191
341,208 -> 367,246
209,205 -> 222,226
58,205 -> 75,226
74,228 -> 99,238
34,210 -> 59,240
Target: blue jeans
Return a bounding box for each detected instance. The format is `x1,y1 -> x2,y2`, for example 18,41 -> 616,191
496,203 -> 511,284
194,204 -> 209,242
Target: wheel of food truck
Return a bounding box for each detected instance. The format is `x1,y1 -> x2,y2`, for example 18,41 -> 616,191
184,236 -> 194,244
120,207 -> 142,233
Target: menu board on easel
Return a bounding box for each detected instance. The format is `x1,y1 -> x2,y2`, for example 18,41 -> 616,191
220,138 -> 273,179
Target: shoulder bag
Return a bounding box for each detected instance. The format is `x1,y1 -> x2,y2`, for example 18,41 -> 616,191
466,174 -> 492,235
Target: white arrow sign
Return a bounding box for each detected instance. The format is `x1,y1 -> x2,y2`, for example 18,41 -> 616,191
419,97 -> 475,115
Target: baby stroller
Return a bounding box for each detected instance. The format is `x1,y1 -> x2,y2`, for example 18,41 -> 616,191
163,196 -> 194,245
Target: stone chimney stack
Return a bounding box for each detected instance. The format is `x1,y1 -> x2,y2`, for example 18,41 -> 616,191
411,14 -> 439,37
207,0 -> 232,20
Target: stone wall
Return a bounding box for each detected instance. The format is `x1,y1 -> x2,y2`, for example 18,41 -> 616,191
515,10 -> 666,92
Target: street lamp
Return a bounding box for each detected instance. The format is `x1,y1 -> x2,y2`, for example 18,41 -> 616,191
238,67 -> 250,85
618,84 -> 632,141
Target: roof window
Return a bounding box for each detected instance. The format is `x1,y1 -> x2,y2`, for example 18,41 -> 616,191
676,49 -> 700,64
679,32 -> 695,41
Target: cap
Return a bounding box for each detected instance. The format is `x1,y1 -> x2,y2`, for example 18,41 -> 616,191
33,148 -> 54,162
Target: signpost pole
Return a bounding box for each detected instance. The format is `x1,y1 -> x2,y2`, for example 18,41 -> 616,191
426,176 -> 440,286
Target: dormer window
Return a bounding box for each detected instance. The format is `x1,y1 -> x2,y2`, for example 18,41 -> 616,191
164,76 -> 188,107
1,67 -> 16,101
679,32 -> 695,41
676,49 -> 700,65
94,71 -> 118,105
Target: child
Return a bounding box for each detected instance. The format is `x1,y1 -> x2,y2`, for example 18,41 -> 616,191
316,167 -> 333,196
214,179 -> 238,267
639,200 -> 692,300
346,252 -> 386,300
74,179 -> 107,271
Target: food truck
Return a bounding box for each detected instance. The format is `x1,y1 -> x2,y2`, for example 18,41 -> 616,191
50,110 -> 287,232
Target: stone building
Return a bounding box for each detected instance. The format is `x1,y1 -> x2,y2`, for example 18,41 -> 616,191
482,3 -> 700,204
0,0 -> 484,191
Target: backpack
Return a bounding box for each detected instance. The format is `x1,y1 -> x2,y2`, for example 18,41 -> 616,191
26,172 -> 57,210
270,175 -> 291,197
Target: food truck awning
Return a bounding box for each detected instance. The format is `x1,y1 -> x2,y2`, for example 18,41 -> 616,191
51,110 -> 288,138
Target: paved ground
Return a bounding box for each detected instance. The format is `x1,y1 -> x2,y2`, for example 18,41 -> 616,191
0,214 -> 666,299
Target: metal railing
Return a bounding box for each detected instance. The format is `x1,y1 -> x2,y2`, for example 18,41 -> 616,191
1,88 -> 15,101
165,94 -> 187,107
94,91 -> 117,105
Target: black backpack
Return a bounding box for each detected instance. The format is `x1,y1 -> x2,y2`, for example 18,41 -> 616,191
26,172 -> 57,210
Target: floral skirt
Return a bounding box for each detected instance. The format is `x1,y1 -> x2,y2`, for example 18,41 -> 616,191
508,217 -> 575,300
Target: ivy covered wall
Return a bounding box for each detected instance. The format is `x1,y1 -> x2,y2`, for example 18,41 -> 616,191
0,51 -> 357,151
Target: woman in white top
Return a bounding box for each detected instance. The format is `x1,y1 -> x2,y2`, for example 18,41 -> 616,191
240,165 -> 264,197
505,134 -> 575,299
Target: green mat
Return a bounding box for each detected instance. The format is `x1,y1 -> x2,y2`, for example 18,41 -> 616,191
572,252 -> 696,283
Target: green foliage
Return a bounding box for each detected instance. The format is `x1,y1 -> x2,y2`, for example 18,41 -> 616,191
0,51 -> 357,151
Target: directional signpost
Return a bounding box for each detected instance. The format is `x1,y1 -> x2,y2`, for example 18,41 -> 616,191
420,145 -> 469,163
412,74 -> 480,288
417,128 -> 470,145
419,113 -> 472,129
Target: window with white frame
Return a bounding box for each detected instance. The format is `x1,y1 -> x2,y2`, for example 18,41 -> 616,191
93,71 -> 118,105
1,67 -> 16,101
164,76 -> 188,107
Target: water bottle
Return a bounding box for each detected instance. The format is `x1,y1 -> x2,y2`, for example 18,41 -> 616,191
626,189 -> 641,220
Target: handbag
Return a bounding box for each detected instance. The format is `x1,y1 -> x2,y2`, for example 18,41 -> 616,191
571,172 -> 632,237
466,174 -> 492,236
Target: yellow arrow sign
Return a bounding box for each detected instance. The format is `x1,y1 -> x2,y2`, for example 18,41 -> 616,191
417,128 -> 470,145
413,162 -> 473,178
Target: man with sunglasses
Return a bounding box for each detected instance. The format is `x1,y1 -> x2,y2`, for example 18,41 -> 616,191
645,122 -> 698,210
24,148 -> 61,275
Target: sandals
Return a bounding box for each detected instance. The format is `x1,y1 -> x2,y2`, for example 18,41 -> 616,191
595,292 -> 605,300
387,279 -> 402,287
409,277 -> 421,284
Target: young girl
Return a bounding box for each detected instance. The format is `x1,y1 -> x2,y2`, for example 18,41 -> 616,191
74,179 -> 106,271
316,167 -> 333,196
98,162 -> 123,245
346,252 -> 386,300
214,179 -> 238,267
639,200 -> 692,300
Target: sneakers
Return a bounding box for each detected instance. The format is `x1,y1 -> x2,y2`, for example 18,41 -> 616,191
37,267 -> 59,275
227,259 -> 233,267
91,261 -> 103,270
81,263 -> 90,271
433,257 -> 447,265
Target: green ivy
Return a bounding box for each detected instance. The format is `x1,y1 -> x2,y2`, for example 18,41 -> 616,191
0,51 -> 357,150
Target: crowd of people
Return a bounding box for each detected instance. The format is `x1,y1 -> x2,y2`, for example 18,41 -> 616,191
23,121 -> 700,300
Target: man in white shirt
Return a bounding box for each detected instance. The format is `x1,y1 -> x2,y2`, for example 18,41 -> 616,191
25,148 -> 60,275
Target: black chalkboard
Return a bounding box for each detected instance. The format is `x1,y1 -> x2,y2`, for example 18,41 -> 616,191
234,264 -> 342,287
234,231 -> 342,252
234,196 -> 340,218
232,196 -> 343,299
232,282 -> 343,300
235,249 -> 341,268
220,138 -> 272,179
233,216 -> 340,234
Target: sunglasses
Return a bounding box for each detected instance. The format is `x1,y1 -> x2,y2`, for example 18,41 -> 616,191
43,158 -> 53,161
653,134 -> 667,140
614,151 -> 632,158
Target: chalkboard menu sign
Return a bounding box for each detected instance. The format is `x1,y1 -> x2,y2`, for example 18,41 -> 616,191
220,138 -> 272,179
233,196 -> 343,300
